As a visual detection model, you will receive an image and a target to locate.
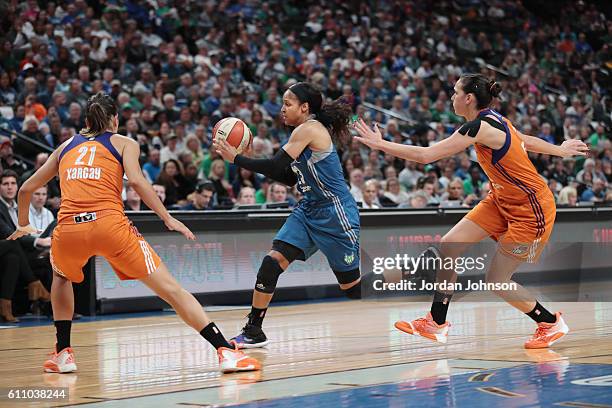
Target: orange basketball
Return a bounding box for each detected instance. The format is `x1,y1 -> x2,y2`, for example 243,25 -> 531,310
212,117 -> 252,153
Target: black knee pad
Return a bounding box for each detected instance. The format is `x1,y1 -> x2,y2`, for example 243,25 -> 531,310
334,268 -> 362,299
255,255 -> 284,294
333,268 -> 360,285
271,240 -> 305,263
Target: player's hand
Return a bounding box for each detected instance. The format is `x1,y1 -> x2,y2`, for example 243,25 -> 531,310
353,118 -> 384,150
560,139 -> 589,158
213,138 -> 238,163
7,224 -> 39,240
164,217 -> 196,241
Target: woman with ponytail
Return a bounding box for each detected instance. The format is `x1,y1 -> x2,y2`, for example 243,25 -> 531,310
10,92 -> 260,374
214,82 -> 363,348
354,73 -> 589,349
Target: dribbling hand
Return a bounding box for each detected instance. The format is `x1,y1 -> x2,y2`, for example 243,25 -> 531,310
352,118 -> 384,150
213,138 -> 238,163
560,139 -> 589,158
164,217 -> 196,241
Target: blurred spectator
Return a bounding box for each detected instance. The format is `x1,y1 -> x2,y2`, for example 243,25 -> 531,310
152,183 -> 168,207
236,187 -> 257,207
349,168 -> 365,202
255,178 -> 271,204
208,159 -> 233,205
266,182 -> 289,205
29,185 -> 54,236
184,135 -> 205,169
0,139 -> 27,176
401,191 -> 429,209
558,186 -> 578,206
182,182 -> 214,210
418,176 -> 441,206
538,123 -> 555,144
576,158 -> 595,183
160,134 -> 180,164
124,184 -> 146,211
440,178 -> 466,203
463,167 -> 486,198
361,180 -> 381,209
0,170 -> 51,318
155,159 -> 191,206
399,160 -> 424,191
232,168 -> 261,197
581,178 -> 607,202
142,148 -> 161,183
383,177 -> 410,206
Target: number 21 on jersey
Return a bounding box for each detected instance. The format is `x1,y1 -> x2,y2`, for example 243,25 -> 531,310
74,145 -> 97,166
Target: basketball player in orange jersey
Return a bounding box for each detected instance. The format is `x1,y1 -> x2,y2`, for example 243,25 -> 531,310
8,92 -> 260,374
354,74 -> 588,348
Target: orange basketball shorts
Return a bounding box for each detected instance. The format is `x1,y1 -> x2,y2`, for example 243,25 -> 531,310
50,212 -> 161,283
465,191 -> 556,263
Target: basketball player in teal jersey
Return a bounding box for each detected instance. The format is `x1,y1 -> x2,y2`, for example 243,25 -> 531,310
214,82 -> 366,348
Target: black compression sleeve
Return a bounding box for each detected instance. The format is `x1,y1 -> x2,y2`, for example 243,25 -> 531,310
234,149 -> 298,186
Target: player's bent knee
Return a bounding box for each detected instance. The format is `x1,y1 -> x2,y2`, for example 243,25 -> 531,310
334,268 -> 362,299
271,240 -> 305,264
255,255 -> 284,294
267,250 -> 289,269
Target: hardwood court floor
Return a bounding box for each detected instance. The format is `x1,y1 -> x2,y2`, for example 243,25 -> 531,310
1,299 -> 611,407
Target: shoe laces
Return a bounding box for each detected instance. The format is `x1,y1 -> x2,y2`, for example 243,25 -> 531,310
533,326 -> 548,339
413,317 -> 429,326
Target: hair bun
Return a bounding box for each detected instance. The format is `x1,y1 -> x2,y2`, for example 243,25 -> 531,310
489,81 -> 502,97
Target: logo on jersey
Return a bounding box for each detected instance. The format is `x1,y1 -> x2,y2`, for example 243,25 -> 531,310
291,164 -> 311,192
491,182 -> 504,190
344,253 -> 355,265
511,245 -> 529,255
256,283 -> 266,291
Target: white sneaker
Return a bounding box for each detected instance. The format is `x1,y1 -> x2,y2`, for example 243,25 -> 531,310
43,347 -> 77,373
395,312 -> 451,344
217,346 -> 261,373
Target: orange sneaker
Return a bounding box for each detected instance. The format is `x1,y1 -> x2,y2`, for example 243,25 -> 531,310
217,345 -> 261,373
43,347 -> 77,373
395,313 -> 450,344
524,312 -> 569,349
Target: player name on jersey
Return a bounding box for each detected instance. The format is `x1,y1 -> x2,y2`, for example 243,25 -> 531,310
66,166 -> 102,180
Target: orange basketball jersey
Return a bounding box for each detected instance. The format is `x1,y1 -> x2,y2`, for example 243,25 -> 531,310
52,131 -> 162,282
474,109 -> 551,204
57,132 -> 124,224
465,108 -> 556,262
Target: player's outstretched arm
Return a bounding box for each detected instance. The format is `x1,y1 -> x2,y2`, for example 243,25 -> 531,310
122,139 -> 195,241
518,132 -> 589,158
213,138 -> 298,186
8,148 -> 61,240
353,118 -> 474,164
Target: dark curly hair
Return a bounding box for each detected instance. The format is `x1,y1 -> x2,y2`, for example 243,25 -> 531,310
288,82 -> 353,146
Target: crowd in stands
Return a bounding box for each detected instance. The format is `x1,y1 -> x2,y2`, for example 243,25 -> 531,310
0,1 -> 610,319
